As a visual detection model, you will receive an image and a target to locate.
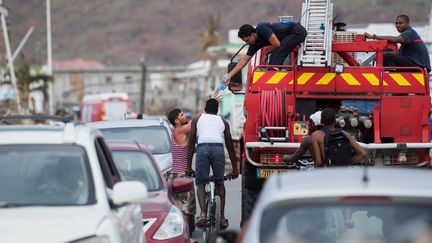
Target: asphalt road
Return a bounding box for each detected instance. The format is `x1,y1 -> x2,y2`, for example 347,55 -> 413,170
191,175 -> 242,243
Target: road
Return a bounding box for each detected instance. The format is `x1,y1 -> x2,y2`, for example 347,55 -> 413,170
191,175 -> 242,242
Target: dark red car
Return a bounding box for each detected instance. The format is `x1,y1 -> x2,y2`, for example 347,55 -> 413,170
107,140 -> 192,243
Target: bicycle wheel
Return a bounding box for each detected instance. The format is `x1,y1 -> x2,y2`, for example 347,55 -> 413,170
214,195 -> 221,233
202,194 -> 212,242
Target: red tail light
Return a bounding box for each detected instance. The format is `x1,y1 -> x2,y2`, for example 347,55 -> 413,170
260,153 -> 284,164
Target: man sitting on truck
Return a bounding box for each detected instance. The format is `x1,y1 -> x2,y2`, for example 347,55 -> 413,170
220,21 -> 307,84
364,14 -> 431,73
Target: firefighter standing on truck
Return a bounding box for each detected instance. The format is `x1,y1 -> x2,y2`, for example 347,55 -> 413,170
220,21 -> 307,84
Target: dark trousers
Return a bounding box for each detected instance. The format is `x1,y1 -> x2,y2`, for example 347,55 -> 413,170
383,52 -> 416,68
269,24 -> 307,65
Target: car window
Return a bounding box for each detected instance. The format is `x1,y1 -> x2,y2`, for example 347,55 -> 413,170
260,203 -> 432,243
0,144 -> 95,206
99,126 -> 171,154
95,137 -> 121,189
111,150 -> 162,191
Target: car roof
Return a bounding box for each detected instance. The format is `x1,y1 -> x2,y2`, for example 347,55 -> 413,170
262,167 -> 432,202
0,124 -> 101,145
88,119 -> 171,130
245,167 -> 432,243
106,140 -> 152,153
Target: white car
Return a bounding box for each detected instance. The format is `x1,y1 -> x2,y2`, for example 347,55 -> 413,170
88,118 -> 173,175
242,167 -> 432,243
0,121 -> 147,243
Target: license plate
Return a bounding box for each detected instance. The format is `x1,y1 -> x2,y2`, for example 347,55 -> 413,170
256,168 -> 292,178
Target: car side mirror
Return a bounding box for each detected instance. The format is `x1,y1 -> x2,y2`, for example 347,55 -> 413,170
172,177 -> 193,193
113,181 -> 148,205
228,62 -> 243,92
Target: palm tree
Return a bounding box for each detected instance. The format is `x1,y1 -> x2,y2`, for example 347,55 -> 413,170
14,55 -> 53,113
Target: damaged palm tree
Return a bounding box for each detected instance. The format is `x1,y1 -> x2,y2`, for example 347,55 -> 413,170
15,57 -> 53,114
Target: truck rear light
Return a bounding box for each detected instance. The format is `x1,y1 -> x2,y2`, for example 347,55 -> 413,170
384,151 -> 418,165
260,153 -> 284,164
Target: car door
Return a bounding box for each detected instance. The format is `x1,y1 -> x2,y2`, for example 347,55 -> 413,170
95,137 -> 143,243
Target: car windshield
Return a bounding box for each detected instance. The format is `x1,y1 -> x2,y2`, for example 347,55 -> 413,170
111,150 -> 162,191
100,126 -> 170,154
260,203 -> 432,243
0,145 -> 95,207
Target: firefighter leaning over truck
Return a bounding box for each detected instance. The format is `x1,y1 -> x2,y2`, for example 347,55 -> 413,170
221,21 -> 307,84
221,0 -> 432,225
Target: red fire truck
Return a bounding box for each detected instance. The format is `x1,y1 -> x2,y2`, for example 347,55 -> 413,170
227,0 -> 432,223
80,92 -> 132,122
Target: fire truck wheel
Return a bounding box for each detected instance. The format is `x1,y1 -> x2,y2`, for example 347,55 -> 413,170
241,160 -> 261,227
243,160 -> 264,190
241,180 -> 259,227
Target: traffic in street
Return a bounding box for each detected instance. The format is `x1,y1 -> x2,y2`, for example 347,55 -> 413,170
1,0 -> 432,242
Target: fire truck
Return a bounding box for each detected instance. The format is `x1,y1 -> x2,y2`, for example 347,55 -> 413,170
227,0 -> 432,223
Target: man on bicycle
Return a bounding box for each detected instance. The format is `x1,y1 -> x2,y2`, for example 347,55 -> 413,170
187,98 -> 239,230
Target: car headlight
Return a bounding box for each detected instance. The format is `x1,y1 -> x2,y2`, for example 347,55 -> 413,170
153,206 -> 184,240
73,236 -> 110,243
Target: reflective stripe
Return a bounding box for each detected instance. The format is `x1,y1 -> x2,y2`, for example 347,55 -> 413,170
341,73 -> 361,85
389,73 -> 411,86
297,72 -> 315,84
316,73 -> 335,85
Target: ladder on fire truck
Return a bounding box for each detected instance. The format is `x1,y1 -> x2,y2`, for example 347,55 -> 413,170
297,0 -> 333,67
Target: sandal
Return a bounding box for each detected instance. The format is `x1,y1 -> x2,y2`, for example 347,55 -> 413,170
220,217 -> 229,230
195,215 -> 206,228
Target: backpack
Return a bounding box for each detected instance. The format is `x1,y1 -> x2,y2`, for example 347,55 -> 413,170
323,128 -> 353,166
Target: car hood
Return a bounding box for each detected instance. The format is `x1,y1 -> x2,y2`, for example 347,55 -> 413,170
153,153 -> 172,174
141,191 -> 172,214
0,206 -> 103,243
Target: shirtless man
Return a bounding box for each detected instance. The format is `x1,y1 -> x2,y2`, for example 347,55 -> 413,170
311,108 -> 368,167
167,108 -> 196,237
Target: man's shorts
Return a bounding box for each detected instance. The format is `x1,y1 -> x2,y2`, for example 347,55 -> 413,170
167,173 -> 196,215
195,143 -> 225,186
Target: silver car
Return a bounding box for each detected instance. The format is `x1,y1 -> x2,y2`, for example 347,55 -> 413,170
89,118 -> 173,175
242,167 -> 432,243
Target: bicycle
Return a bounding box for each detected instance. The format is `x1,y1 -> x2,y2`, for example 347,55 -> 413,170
201,175 -> 227,243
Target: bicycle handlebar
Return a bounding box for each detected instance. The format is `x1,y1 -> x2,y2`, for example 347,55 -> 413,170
185,172 -> 232,182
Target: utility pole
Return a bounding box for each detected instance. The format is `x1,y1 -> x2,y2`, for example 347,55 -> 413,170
46,0 -> 54,114
139,57 -> 147,114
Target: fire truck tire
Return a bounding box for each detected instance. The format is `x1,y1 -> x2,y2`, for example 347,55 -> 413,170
241,178 -> 259,227
243,160 -> 264,190
241,160 -> 261,226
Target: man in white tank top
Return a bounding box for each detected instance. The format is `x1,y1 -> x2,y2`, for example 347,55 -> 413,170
187,98 -> 239,230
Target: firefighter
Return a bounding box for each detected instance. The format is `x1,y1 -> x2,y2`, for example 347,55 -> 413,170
364,14 -> 431,73
221,21 -> 307,84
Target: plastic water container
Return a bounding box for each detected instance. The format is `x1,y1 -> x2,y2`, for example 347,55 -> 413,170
218,83 -> 225,91
213,83 -> 226,98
